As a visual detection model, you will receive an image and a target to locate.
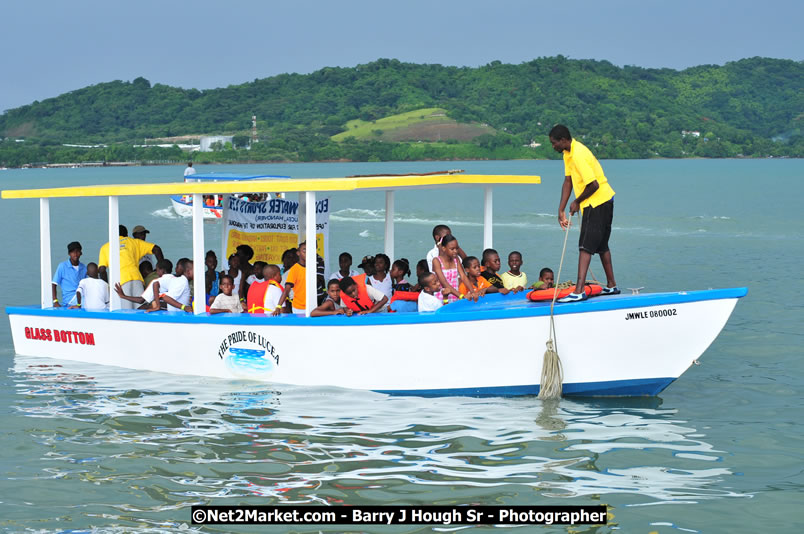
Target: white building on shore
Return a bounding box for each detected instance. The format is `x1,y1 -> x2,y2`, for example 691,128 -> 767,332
200,135 -> 234,152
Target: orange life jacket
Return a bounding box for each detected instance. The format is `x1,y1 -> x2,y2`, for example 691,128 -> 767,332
340,274 -> 374,313
247,279 -> 284,313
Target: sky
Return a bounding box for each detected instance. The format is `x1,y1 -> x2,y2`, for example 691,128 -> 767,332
1,0 -> 802,113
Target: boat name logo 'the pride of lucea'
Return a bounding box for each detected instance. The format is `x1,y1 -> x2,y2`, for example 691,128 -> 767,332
625,308 -> 678,321
218,330 -> 280,376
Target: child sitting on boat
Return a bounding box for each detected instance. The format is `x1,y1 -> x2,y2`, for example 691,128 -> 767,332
501,251 -> 527,293
329,252 -> 358,281
222,254 -> 243,299
72,263 -> 109,311
480,249 -> 510,295
459,256 -> 494,299
390,258 -> 413,292
140,261 -> 158,289
245,264 -> 285,315
426,224 -> 467,271
411,259 -> 429,292
339,276 -> 388,314
417,272 -> 444,312
52,241 -> 86,307
115,259 -> 174,310
432,234 -> 475,302
205,251 -> 219,305
280,248 -> 298,276
245,261 -> 267,289
235,245 -> 255,300
531,268 -> 555,289
367,253 -> 393,300
357,255 -> 375,277
209,275 -> 244,314
389,258 -> 418,313
311,279 -> 353,317
150,260 -> 194,313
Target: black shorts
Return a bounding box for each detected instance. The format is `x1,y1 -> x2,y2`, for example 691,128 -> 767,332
578,199 -> 613,254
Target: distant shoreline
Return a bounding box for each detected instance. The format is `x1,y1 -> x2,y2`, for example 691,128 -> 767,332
5,155 -> 798,170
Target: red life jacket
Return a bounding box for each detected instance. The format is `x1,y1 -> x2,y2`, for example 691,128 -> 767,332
340,274 -> 374,313
246,279 -> 284,313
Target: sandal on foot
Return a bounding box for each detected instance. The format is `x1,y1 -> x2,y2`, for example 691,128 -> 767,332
557,291 -> 588,303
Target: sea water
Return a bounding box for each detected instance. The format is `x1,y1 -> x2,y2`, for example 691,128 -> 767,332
0,159 -> 802,532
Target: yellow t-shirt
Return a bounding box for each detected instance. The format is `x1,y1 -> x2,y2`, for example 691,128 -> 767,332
563,139 -> 615,211
285,263 -> 307,310
501,271 -> 528,290
98,237 -> 154,285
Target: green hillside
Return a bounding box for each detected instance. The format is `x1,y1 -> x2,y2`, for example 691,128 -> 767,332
0,56 -> 801,166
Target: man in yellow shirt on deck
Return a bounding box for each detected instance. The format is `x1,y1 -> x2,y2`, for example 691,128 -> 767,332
98,225 -> 164,309
550,125 -> 619,302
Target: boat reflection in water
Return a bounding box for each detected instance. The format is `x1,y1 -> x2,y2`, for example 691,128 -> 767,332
12,355 -> 748,515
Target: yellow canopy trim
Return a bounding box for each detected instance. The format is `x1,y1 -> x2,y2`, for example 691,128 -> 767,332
2,174 -> 539,199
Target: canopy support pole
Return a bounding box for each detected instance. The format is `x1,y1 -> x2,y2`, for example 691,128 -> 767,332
483,186 -> 493,251
304,191 -> 316,317
298,193 -> 306,242
108,196 -> 121,311
220,194 -> 230,265
384,190 -> 395,261
192,194 -> 205,314
39,199 -> 52,309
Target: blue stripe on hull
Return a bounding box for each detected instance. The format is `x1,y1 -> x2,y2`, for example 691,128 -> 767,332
375,377 -> 676,398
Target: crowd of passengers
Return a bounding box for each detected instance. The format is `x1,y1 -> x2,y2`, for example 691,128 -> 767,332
51,224 -> 557,316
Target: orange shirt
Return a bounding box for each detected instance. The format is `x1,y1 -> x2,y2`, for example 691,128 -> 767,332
285,263 -> 307,309
459,276 -> 491,295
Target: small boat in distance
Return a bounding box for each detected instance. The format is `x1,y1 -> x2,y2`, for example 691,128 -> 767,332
170,173 -> 289,219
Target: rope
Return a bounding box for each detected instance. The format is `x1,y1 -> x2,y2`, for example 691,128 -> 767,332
538,217 -> 571,399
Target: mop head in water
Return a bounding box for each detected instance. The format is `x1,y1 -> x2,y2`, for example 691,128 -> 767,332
538,339 -> 563,399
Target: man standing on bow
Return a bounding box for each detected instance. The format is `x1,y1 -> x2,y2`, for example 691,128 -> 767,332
550,124 -> 619,302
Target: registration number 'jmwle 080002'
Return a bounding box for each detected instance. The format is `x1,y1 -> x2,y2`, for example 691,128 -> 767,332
624,308 -> 677,321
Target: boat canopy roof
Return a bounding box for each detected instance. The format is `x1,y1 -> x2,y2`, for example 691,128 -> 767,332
2,173 -> 540,199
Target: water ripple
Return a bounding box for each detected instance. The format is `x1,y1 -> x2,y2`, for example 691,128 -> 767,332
4,356 -> 751,532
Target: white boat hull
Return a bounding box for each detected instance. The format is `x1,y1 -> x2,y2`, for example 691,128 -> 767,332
6,289 -> 745,396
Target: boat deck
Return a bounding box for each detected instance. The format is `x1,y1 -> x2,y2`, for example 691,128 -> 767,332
7,287 -> 747,326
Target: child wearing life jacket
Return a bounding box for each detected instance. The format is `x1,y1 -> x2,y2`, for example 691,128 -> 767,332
417,272 -> 444,312
432,234 -> 475,303
501,251 -> 528,292
209,275 -> 244,314
480,249 -> 510,295
311,279 -> 353,317
459,256 -> 494,300
246,264 -> 286,315
339,276 -> 388,315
